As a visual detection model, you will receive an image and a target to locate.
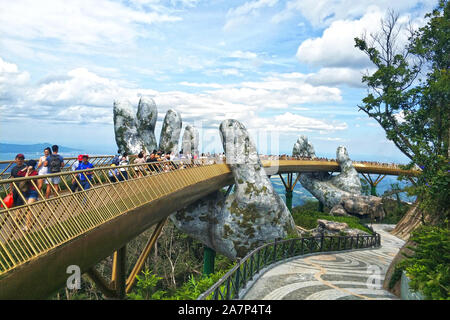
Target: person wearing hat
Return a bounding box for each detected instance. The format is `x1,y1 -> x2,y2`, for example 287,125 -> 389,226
10,153 -> 27,207
70,155 -> 84,192
75,155 -> 94,190
16,160 -> 39,231
108,163 -> 119,183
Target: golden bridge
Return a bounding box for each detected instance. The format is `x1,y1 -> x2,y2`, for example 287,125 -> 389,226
0,156 -> 418,299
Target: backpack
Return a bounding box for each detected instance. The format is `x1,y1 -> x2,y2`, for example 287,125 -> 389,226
48,154 -> 62,173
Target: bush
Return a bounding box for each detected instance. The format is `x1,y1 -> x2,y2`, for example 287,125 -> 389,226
127,268 -> 229,300
399,225 -> 450,300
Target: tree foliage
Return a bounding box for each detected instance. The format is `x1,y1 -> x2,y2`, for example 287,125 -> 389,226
400,226 -> 450,300
354,1 -> 449,220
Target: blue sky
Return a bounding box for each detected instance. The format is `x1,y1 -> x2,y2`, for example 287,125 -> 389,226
0,0 -> 437,161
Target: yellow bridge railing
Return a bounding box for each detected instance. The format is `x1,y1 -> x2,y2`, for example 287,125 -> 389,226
0,155 -> 115,180
0,159 -> 230,275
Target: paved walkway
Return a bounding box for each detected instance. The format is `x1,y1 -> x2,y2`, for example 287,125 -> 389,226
242,224 -> 405,300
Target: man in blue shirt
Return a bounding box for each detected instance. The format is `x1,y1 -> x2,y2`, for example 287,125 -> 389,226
76,155 -> 94,190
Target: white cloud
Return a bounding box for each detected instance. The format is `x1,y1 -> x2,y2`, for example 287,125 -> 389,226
224,0 -> 279,30
0,0 -> 182,54
248,112 -> 347,133
228,50 -> 259,60
1,60 -> 346,137
0,57 -> 30,103
305,67 -> 374,88
273,0 -> 435,27
296,7 -> 384,68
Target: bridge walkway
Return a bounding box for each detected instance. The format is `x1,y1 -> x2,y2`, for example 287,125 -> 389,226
242,224 -> 405,300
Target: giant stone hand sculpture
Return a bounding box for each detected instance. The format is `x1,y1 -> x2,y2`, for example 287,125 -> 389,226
293,136 -> 385,219
113,97 -> 184,155
181,125 -> 199,156
171,119 -> 297,260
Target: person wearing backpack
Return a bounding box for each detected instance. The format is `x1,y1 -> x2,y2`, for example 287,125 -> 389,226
112,149 -> 121,166
44,145 -> 64,199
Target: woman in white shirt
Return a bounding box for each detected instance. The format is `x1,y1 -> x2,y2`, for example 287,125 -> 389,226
36,147 -> 51,191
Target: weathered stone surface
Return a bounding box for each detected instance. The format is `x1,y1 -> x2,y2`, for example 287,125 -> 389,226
303,219 -> 369,237
293,135 -> 316,158
341,195 -> 385,219
113,99 -> 143,154
329,205 -> 352,217
159,109 -> 182,153
317,219 -> 348,232
181,125 -> 199,156
294,136 -> 384,219
170,191 -> 225,250
136,97 -> 158,153
171,119 -> 297,260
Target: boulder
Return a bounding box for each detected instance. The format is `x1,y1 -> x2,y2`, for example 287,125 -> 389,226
308,219 -> 369,237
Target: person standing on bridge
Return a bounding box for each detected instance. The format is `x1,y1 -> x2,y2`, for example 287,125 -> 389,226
10,153 -> 26,207
36,147 -> 51,192
70,155 -> 84,192
16,160 -> 39,231
44,145 -> 64,199
76,155 -> 94,190
118,153 -> 129,181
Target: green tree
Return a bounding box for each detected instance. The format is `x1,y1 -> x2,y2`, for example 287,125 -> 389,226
354,1 -> 449,221
400,226 -> 450,300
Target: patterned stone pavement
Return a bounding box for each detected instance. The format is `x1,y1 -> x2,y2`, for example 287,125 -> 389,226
242,224 -> 405,300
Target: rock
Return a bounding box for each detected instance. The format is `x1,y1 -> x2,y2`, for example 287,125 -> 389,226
136,97 -> 158,153
329,205 -> 351,217
309,219 -> 369,237
317,219 -> 348,232
340,195 -> 385,219
171,119 -> 297,260
159,109 -> 182,153
113,99 -> 143,154
181,125 -> 199,156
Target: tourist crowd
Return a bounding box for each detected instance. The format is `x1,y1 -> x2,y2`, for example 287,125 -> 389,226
5,147 -> 401,212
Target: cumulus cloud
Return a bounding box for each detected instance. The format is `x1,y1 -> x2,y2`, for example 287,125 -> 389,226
0,58 -> 347,137
295,5 -> 431,70
296,7 -> 384,68
0,57 -> 30,103
0,0 -> 182,54
224,0 -> 279,30
248,112 -> 347,132
273,0 -> 435,27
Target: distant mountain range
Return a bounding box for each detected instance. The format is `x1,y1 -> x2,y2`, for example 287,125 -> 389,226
0,143 -> 81,153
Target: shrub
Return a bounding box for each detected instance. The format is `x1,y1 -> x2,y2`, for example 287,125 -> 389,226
399,225 -> 450,300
